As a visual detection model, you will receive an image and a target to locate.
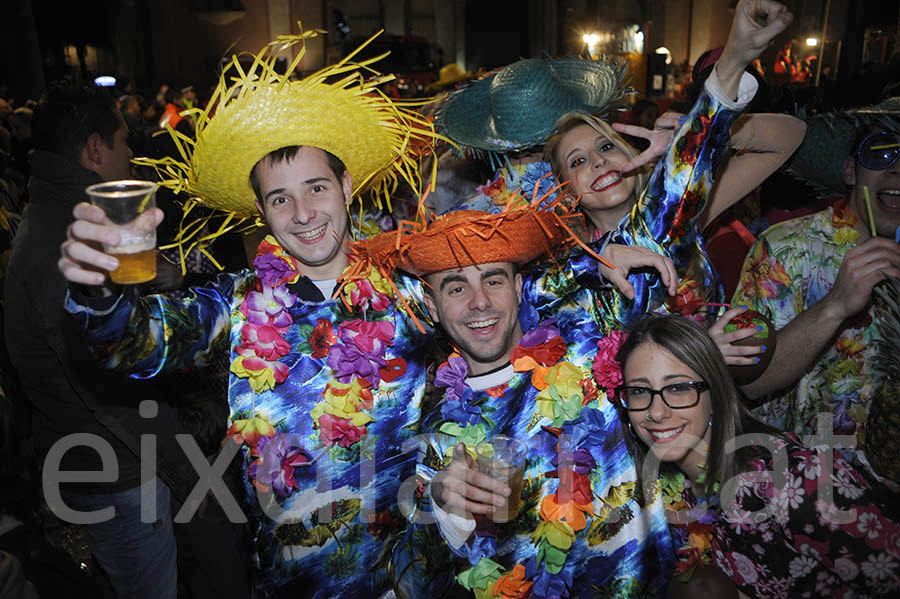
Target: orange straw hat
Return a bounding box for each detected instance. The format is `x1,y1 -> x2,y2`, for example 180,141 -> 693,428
348,183 -> 614,278
367,208 -> 568,276
342,186 -> 614,332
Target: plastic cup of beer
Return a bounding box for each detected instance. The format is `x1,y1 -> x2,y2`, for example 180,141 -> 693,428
86,180 -> 159,285
475,435 -> 527,523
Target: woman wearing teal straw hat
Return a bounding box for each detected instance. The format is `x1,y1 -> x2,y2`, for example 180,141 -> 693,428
434,54 -> 633,215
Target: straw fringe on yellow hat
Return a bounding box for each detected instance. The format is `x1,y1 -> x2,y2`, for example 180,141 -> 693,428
135,26 -> 442,269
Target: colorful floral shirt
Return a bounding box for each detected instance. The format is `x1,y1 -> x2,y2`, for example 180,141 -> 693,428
673,435 -> 900,598
732,202 -> 877,454
65,240 -> 431,598
458,160 -> 562,214
403,323 -> 673,599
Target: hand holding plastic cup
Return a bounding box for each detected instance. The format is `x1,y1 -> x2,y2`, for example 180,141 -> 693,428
475,435 -> 527,523
86,180 -> 159,284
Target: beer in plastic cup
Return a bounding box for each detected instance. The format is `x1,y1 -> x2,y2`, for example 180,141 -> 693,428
86,180 -> 158,285
475,435 -> 527,523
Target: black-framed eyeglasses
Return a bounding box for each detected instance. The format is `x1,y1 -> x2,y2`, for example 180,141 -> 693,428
857,131 -> 900,171
616,381 -> 709,411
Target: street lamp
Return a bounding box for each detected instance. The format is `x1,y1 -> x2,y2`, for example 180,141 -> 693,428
583,33 -> 600,58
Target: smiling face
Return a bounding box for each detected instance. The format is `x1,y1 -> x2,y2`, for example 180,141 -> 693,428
554,123 -> 638,216
845,131 -> 900,239
423,262 -> 523,375
623,341 -> 712,477
253,147 -> 353,280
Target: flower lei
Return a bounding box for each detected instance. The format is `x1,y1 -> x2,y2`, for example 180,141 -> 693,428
438,322 -> 630,599
227,235 -> 406,497
660,471 -> 721,583
471,162 -> 561,213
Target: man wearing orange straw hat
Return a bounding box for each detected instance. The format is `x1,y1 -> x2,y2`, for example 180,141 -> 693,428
346,196 -> 680,598
734,99 -> 900,459
57,28 -> 447,598
353,1 -> 792,594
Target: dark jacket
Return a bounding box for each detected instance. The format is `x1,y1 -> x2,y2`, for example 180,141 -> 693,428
5,150 -> 194,497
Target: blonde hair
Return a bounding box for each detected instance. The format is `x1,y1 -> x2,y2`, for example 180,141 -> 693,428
544,112 -> 649,207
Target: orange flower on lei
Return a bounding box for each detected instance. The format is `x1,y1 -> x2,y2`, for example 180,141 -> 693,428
492,563 -> 533,599
227,416 -> 276,456
539,494 -> 593,532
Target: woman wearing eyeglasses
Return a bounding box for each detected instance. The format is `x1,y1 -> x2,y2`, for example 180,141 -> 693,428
611,314 -> 900,599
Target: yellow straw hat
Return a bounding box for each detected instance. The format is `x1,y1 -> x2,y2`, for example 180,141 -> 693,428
136,26 -> 439,267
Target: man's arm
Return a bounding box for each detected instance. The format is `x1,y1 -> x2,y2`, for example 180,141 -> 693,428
738,236 -> 900,399
65,275 -> 236,377
61,201 -> 235,377
739,294 -> 844,398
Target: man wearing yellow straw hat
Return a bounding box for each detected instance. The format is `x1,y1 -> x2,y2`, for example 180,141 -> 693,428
734,99 -> 900,458
58,29 -> 445,598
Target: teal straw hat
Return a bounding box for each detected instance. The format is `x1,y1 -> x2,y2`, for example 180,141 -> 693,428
435,57 -> 631,156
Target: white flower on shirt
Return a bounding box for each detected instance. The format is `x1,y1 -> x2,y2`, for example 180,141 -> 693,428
861,553 -> 897,581
789,555 -> 818,579
834,468 -> 864,500
833,556 -> 859,581
857,511 -> 883,540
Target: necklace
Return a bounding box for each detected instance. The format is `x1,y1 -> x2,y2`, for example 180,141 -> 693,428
436,321 -> 632,598
660,470 -> 720,582
227,235 -> 405,498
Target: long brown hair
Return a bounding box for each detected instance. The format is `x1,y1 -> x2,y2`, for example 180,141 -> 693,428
615,315 -> 785,497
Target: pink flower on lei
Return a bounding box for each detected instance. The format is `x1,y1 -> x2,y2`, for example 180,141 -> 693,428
345,277 -> 392,312
317,412 -> 367,448
241,284 -> 297,328
592,329 -> 627,399
239,323 -> 291,361
339,320 -> 394,355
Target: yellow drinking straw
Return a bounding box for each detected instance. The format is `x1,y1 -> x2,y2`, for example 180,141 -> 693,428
864,185 -> 877,237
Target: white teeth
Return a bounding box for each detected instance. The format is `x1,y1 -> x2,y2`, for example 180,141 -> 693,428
652,426 -> 683,439
591,172 -> 621,191
296,224 -> 326,240
467,319 -> 498,329
878,190 -> 900,209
